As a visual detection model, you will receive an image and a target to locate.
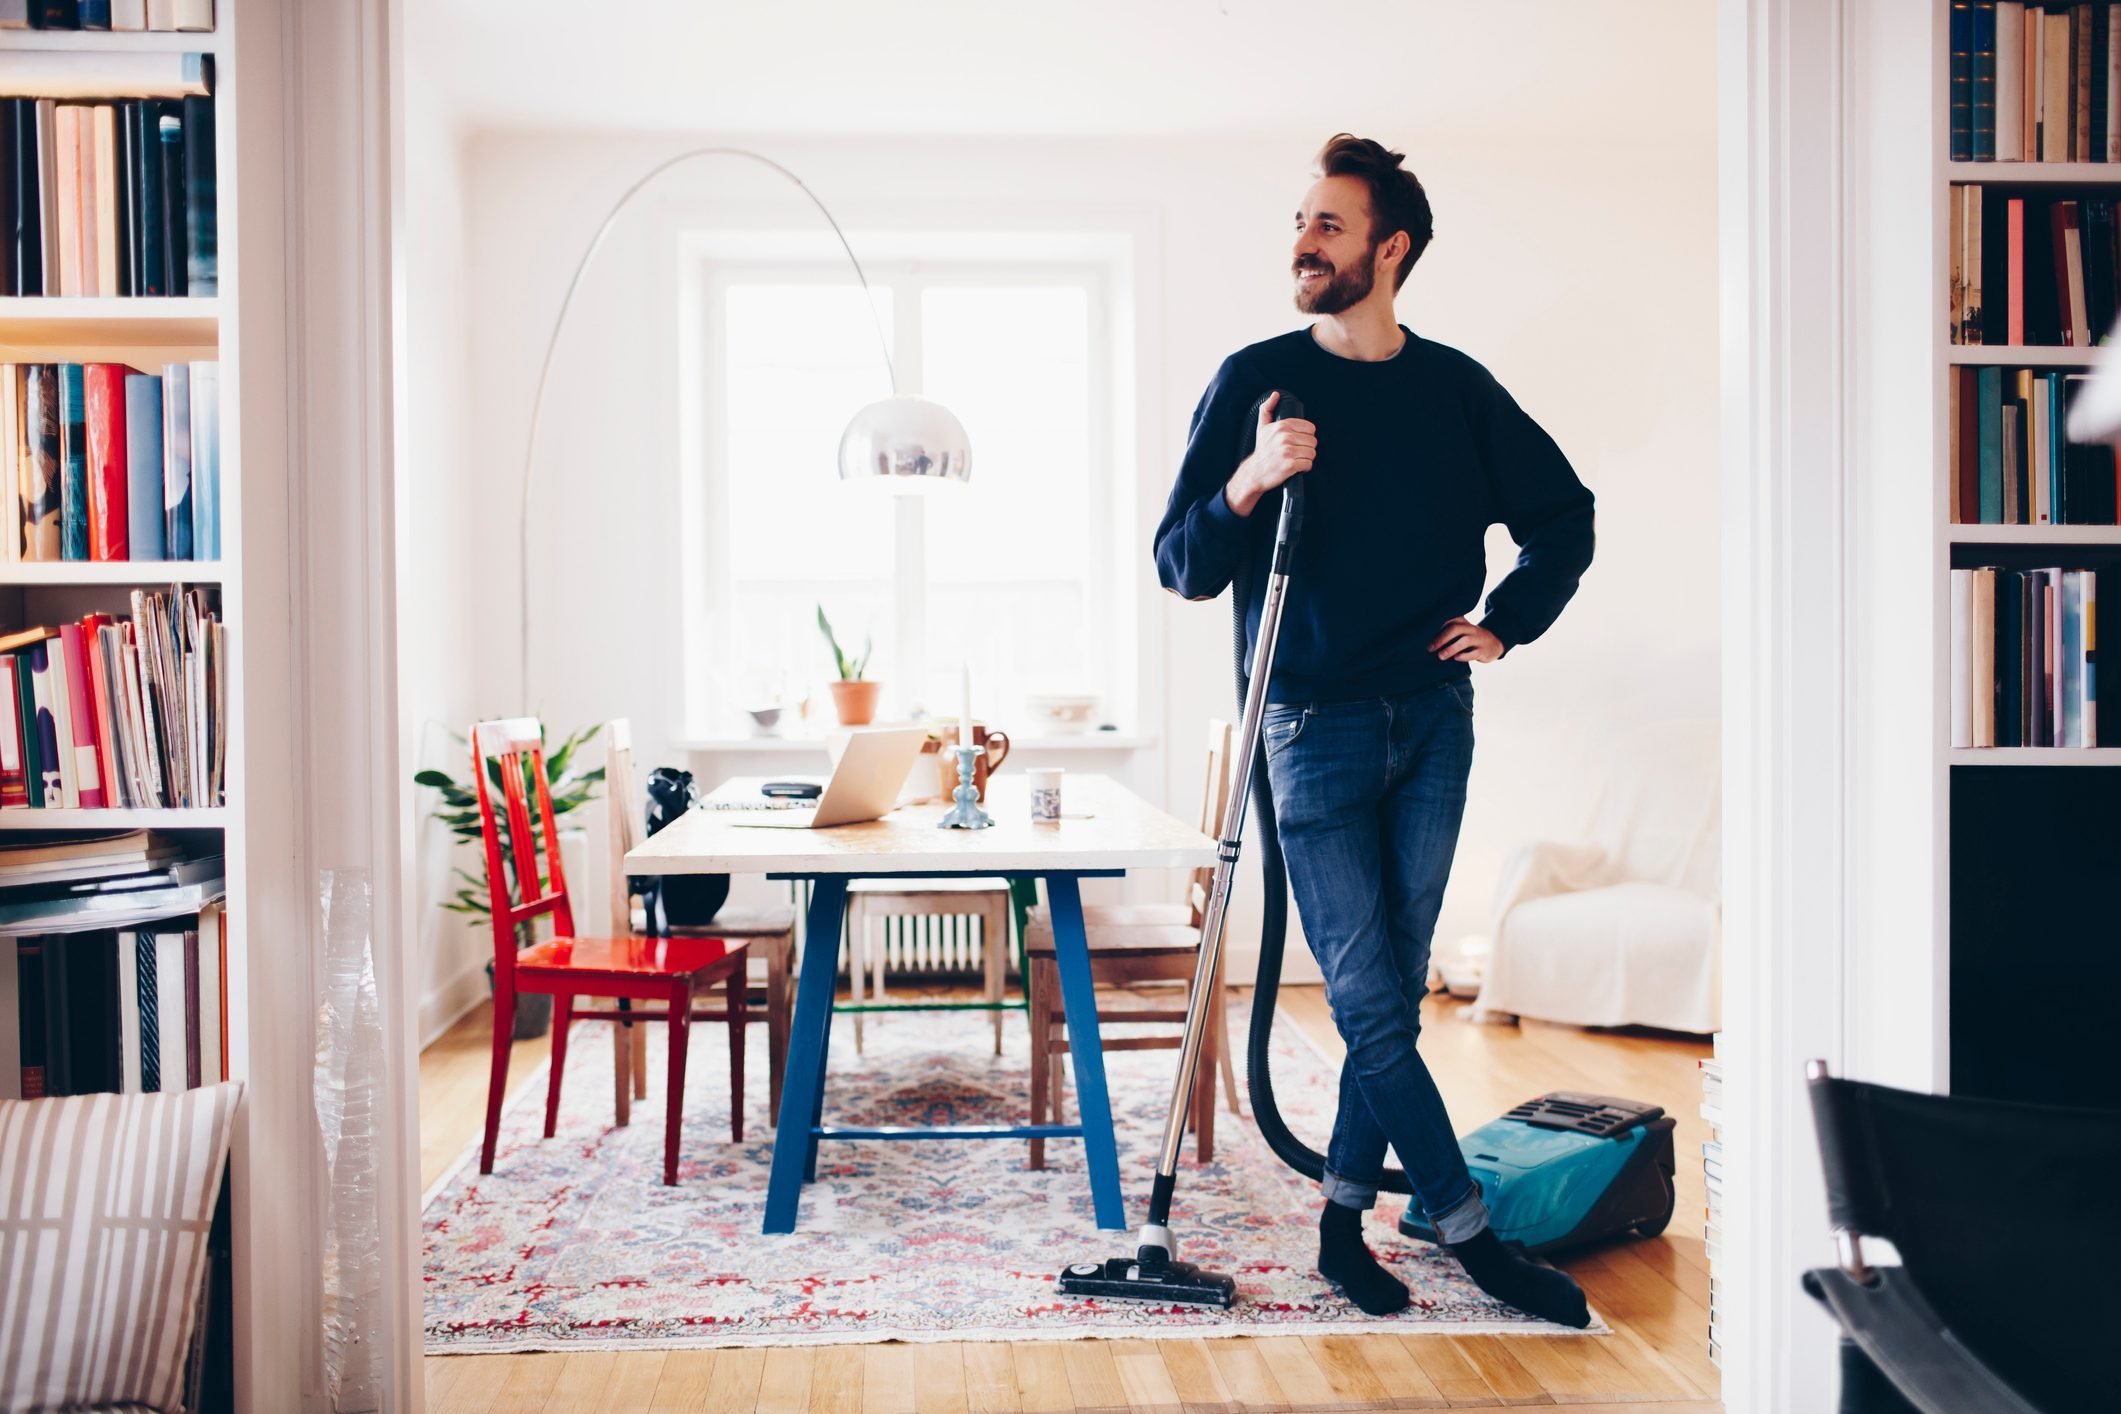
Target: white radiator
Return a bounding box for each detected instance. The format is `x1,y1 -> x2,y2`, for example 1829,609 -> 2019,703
862,914 -> 998,976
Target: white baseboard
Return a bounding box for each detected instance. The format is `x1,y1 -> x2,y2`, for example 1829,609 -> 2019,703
420,960 -> 491,1051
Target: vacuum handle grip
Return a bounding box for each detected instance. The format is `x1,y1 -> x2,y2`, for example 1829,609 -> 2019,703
1262,389 -> 1306,561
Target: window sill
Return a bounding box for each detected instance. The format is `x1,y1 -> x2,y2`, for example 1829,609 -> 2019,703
674,733 -> 1157,754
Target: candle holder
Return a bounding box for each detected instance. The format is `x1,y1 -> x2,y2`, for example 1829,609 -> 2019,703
937,745 -> 995,829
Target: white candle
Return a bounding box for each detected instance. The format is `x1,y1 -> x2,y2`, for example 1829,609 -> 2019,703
959,665 -> 973,751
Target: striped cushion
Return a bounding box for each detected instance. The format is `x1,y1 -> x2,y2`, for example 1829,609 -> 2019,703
0,1083 -> 243,1414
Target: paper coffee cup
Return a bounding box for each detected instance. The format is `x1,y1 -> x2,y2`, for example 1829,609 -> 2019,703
1028,767 -> 1064,821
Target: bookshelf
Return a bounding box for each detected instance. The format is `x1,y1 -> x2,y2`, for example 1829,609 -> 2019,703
1940,1 -> 2121,1115
0,6 -> 247,1407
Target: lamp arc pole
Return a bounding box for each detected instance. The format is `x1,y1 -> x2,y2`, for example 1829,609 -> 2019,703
515,148 -> 898,710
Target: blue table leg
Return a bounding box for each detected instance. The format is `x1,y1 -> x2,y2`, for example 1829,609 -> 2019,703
1046,873 -> 1126,1230
764,875 -> 848,1233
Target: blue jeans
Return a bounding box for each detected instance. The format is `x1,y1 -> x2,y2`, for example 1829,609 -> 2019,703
1262,682 -> 1490,1243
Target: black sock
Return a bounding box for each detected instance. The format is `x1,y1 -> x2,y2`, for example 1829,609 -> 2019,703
1317,1201 -> 1410,1315
1448,1227 -> 1591,1329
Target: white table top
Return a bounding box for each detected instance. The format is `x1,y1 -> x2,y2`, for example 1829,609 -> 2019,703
623,773 -> 1216,876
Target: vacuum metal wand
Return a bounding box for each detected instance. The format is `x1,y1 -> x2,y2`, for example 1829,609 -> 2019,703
1056,391 -> 1305,1309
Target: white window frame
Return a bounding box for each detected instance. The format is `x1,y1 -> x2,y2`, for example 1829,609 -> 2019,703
679,244 -> 1128,740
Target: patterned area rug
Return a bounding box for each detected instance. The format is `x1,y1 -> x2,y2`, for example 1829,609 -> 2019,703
423,1000 -> 1603,1351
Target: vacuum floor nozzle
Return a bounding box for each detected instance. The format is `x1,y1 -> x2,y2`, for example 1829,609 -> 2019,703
1056,1256 -> 1238,1309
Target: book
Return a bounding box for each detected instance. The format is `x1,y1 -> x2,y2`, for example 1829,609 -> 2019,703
132,100 -> 165,296
1979,365 -> 2004,521
79,0 -> 107,27
1973,0 -> 1999,161
161,360 -> 190,557
124,372 -> 164,558
24,642 -> 64,806
1956,2 -> 1978,160
0,364 -> 15,566
0,52 -> 213,101
15,942 -> 43,1095
0,929 -> 16,1098
1953,569 -> 1978,748
2000,3 -> 2026,159
189,361 -> 216,558
2109,4 -> 2121,159
9,101 -> 39,295
83,362 -> 129,562
2007,196 -> 2025,345
42,625 -> 79,807
111,0 -> 142,28
0,653 -> 24,809
36,2 -> 78,34
180,92 -> 213,295
170,0 -> 206,31
14,655 -> 40,808
91,104 -> 116,298
2047,9 -> 2073,160
155,105 -> 183,295
58,622 -> 103,808
0,0 -> 26,27
32,99 -> 57,293
52,102 -> 81,296
22,363 -> 58,560
56,362 -> 86,560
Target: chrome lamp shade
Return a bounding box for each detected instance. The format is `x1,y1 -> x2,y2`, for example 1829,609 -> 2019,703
838,395 -> 972,486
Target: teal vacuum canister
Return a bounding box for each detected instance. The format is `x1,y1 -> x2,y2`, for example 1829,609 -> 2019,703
1398,1092 -> 1678,1256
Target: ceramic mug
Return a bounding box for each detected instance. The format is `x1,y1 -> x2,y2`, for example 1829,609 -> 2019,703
1028,767 -> 1063,821
932,723 -> 1011,802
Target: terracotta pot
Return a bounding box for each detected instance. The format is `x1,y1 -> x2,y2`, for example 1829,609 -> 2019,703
931,723 -> 1011,802
829,679 -> 882,725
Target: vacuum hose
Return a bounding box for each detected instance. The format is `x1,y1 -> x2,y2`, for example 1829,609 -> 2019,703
1236,483 -> 1417,1197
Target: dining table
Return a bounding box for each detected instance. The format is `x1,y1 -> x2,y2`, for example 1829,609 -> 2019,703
622,770 -> 1217,1234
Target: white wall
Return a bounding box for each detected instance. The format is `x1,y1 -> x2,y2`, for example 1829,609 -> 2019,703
398,42 -> 488,1045
405,15 -> 1717,1017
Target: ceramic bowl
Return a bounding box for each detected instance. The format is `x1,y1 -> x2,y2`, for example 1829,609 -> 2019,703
1022,693 -> 1097,733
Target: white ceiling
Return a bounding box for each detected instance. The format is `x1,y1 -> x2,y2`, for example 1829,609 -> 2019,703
409,0 -> 1712,143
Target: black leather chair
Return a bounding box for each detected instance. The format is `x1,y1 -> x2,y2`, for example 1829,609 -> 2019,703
1803,1060 -> 2121,1413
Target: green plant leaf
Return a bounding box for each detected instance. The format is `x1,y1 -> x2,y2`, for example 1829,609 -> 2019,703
412,769 -> 456,789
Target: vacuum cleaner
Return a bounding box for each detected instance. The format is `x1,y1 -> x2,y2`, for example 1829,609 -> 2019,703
1057,391 -> 1677,1309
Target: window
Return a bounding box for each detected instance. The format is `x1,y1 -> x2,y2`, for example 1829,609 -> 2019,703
684,253 -> 1125,740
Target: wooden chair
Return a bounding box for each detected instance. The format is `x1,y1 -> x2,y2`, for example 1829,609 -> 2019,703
1025,720 -> 1241,1167
472,717 -> 752,1186
846,877 -> 1014,1054
603,719 -> 794,1126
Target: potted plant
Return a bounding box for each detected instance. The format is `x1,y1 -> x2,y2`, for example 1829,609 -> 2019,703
817,605 -> 880,725
412,722 -> 605,1039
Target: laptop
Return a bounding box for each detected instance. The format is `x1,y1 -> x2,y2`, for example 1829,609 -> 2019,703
718,725 -> 931,828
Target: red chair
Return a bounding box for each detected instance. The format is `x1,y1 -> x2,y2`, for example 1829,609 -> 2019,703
472,717 -> 752,1186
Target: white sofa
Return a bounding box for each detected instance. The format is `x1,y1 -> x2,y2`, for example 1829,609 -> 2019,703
1471,717 -> 1721,1034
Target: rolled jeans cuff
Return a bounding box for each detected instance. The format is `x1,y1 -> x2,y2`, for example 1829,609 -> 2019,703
1320,1169 -> 1378,1210
1431,1182 -> 1491,1245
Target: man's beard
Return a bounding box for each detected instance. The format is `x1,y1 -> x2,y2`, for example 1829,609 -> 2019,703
1293,249 -> 1378,315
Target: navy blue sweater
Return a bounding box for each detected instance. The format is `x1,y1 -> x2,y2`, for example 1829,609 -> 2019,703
1153,326 -> 1596,703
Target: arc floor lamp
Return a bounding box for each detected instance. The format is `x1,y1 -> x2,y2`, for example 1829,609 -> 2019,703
515,147 -> 972,709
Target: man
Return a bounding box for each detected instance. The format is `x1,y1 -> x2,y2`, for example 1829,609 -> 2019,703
1152,134 -> 1596,1326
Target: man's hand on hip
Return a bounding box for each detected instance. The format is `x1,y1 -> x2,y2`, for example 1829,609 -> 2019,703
1429,617 -> 1504,663
1224,390 -> 1318,517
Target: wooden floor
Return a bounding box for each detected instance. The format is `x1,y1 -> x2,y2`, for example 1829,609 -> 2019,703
420,985 -> 1722,1413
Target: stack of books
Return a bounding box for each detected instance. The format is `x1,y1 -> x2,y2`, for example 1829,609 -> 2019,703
1950,565 -> 2104,746
0,3 -> 214,32
0,831 -> 225,1099
1953,2 -> 2121,163
0,586 -> 225,810
1,359 -> 219,561
1948,367 -> 2119,522
1950,186 -> 2121,348
1700,1041 -> 1724,1369
0,61 -> 216,298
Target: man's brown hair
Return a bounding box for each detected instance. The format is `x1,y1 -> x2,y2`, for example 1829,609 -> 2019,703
1314,133 -> 1433,291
